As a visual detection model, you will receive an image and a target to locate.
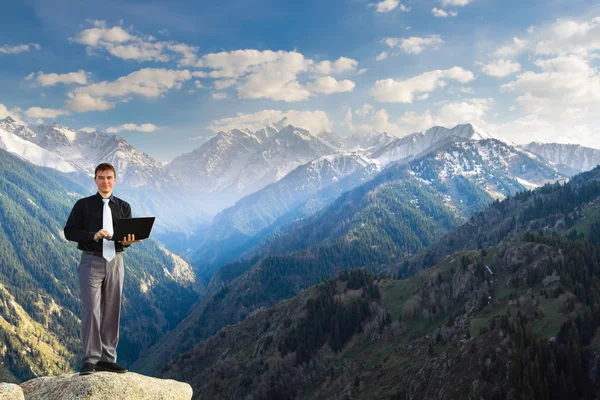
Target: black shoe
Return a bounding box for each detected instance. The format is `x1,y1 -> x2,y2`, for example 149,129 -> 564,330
79,362 -> 95,375
95,361 -> 128,373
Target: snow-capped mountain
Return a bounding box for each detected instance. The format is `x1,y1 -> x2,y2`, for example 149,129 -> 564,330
0,117 -> 180,190
522,142 -> 600,175
318,131 -> 346,150
167,125 -> 342,210
343,131 -> 397,152
371,124 -> 495,165
230,125 -> 341,196
0,116 -> 207,234
166,128 -> 262,195
410,139 -> 563,203
191,152 -> 382,278
0,126 -> 76,173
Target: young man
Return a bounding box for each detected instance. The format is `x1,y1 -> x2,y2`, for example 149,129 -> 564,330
64,163 -> 142,375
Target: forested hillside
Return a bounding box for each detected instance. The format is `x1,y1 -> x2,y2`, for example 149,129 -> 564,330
0,149 -> 202,382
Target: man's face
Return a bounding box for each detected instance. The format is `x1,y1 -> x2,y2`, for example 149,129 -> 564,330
94,170 -> 116,195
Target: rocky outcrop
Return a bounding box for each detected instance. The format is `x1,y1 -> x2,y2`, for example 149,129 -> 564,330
19,372 -> 192,400
0,383 -> 24,400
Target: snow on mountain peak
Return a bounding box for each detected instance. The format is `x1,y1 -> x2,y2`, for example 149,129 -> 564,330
0,127 -> 76,172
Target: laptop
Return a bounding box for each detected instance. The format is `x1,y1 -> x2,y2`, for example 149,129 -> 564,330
112,217 -> 155,241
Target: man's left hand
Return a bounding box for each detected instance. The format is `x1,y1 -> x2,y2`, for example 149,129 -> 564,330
121,233 -> 143,246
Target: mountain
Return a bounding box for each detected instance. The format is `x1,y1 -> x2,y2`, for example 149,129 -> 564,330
160,237 -> 600,399
166,125 -> 341,213
190,153 -> 382,279
158,167 -> 600,400
0,117 -> 208,234
371,124 -> 495,165
522,141 -> 600,175
0,148 -> 203,382
343,131 -> 397,152
0,126 -> 76,173
133,135 -> 565,376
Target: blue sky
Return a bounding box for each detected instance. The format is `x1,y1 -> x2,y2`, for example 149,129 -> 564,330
1,0 -> 599,161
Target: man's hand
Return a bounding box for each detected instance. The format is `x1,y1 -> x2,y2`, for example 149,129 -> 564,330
121,233 -> 143,246
94,229 -> 112,241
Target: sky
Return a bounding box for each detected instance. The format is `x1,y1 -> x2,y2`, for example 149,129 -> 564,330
1,0 -> 599,161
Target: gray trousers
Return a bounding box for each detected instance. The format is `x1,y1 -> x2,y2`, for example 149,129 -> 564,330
78,252 -> 124,365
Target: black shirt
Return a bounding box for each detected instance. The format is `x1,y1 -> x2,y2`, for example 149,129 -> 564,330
64,192 -> 132,254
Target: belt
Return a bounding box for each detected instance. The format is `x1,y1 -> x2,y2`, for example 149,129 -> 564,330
83,250 -> 122,257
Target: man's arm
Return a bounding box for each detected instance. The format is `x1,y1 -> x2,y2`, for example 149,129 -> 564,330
64,200 -> 96,244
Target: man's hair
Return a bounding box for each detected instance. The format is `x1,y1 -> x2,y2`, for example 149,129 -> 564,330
94,163 -> 117,179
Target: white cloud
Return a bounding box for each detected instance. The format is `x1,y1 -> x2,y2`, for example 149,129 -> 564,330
376,52 -> 388,61
383,36 -> 444,54
0,104 -> 25,125
199,50 -> 359,102
306,77 -> 355,94
24,107 -> 69,119
0,43 -> 41,54
376,0 -> 410,13
349,98 -> 492,137
28,70 -> 89,86
355,104 -> 375,117
313,57 -> 359,75
479,59 -> 521,78
72,20 -> 200,65
441,0 -> 472,6
194,80 -> 205,89
432,8 -> 457,17
501,55 -> 600,119
66,68 -> 192,112
208,109 -> 332,134
79,127 -> 97,133
370,66 -> 474,103
492,37 -> 528,58
106,123 -> 158,133
535,17 -> 600,56
436,98 -> 493,127
212,92 -> 228,100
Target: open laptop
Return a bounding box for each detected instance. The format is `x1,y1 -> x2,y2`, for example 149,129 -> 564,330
113,217 -> 155,241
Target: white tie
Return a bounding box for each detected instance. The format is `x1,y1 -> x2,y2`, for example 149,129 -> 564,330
102,198 -> 116,262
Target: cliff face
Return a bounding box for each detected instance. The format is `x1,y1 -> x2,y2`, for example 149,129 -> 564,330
3,372 -> 192,400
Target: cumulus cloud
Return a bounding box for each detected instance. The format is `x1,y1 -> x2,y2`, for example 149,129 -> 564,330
355,104 -> 375,117
383,36 -> 444,54
24,107 -> 69,119
535,17 -> 600,56
347,98 -> 492,137
79,127 -> 97,133
306,77 -> 355,94
501,55 -> 600,120
72,20 -> 199,65
208,109 -> 332,134
370,67 -> 474,103
0,104 -> 26,125
199,50 -> 358,102
314,57 -> 358,74
432,8 -> 457,17
27,70 -> 89,86
106,123 -> 158,133
66,68 -> 192,112
478,59 -> 521,78
0,43 -> 41,54
375,0 -> 410,13
492,37 -> 528,58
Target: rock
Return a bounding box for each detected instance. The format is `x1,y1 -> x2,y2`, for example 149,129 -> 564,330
19,372 -> 192,400
0,383 -> 24,400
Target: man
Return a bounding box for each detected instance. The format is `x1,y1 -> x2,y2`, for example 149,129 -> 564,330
64,163 -> 142,375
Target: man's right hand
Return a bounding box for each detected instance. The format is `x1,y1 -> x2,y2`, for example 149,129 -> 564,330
94,229 -> 112,241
